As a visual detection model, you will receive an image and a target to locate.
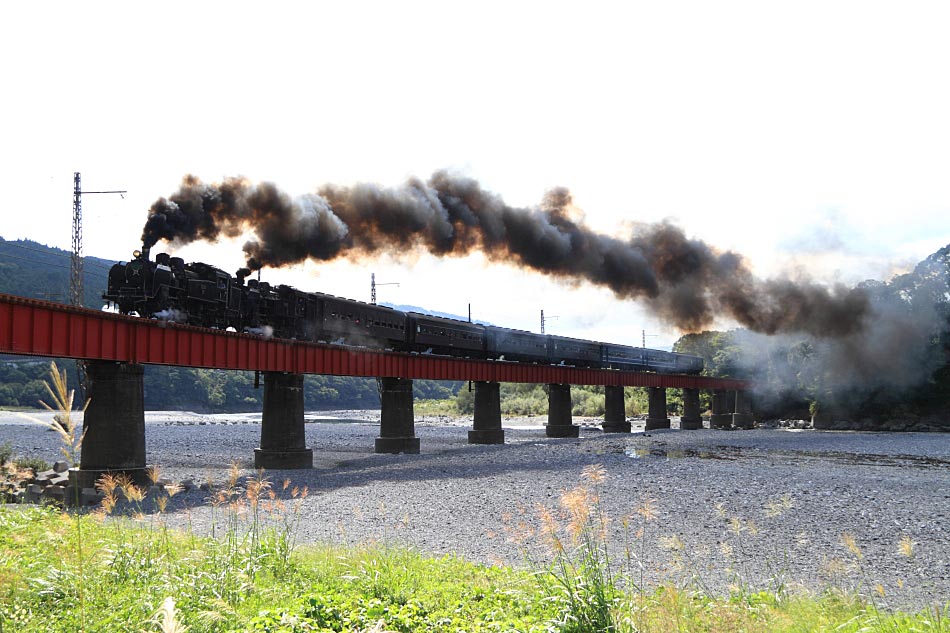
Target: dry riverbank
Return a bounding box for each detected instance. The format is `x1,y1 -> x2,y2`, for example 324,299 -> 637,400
1,409 -> 948,610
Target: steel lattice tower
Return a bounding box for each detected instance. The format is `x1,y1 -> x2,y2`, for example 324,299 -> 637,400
70,172 -> 84,307
70,172 -> 126,400
70,173 -> 87,400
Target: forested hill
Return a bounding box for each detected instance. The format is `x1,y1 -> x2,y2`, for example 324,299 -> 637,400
0,236 -> 116,308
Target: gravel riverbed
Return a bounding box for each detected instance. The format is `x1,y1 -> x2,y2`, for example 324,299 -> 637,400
2,410 -> 948,610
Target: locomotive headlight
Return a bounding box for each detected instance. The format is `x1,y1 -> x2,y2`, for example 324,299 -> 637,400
133,250 -> 141,259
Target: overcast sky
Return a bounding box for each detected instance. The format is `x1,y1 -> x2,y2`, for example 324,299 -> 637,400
1,1 -> 948,348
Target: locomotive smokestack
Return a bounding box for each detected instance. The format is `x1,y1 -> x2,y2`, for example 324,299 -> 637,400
141,245 -> 150,261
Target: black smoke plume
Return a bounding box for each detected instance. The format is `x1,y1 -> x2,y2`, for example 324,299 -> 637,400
142,171 -> 869,337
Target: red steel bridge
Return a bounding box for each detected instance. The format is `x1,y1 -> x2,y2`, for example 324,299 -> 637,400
0,293 -> 745,390
0,292 -> 752,482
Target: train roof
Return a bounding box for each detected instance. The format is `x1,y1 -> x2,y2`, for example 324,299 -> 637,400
407,312 -> 485,327
276,284 -> 406,311
487,325 -> 548,337
157,257 -> 703,360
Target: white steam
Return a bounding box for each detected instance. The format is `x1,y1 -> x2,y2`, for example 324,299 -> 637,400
155,308 -> 187,322
245,325 -> 274,339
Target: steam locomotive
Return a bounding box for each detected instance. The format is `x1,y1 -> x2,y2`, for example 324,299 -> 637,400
103,249 -> 704,374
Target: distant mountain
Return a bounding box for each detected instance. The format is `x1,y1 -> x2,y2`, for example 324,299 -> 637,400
0,237 -> 117,308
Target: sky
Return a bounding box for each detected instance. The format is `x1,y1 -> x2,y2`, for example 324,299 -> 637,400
1,1 -> 948,349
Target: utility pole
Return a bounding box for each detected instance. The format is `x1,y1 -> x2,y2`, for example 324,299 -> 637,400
71,172 -> 126,399
541,309 -> 559,333
370,272 -> 399,305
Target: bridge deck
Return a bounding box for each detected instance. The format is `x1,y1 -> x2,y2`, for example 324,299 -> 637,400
0,293 -> 746,390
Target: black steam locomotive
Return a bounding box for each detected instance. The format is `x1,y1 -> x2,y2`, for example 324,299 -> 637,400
103,249 -> 703,374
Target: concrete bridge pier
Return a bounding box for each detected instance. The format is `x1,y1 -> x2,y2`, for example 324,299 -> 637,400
75,361 -> 148,489
732,390 -> 755,429
710,390 -> 733,429
546,383 -> 579,437
602,385 -> 630,433
680,387 -> 703,430
469,381 -> 505,444
255,372 -> 313,469
645,387 -> 671,430
375,377 -> 420,453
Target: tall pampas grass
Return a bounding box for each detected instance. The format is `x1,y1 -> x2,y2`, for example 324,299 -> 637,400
144,597 -> 187,633
17,361 -> 90,631
18,361 -> 88,466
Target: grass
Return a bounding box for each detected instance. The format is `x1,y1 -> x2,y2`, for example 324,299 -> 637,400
0,503 -> 555,632
411,399 -> 460,417
0,469 -> 947,633
11,361 -> 90,631
0,499 -> 946,632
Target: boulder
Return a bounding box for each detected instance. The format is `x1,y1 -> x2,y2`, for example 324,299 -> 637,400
42,485 -> 65,501
33,469 -> 55,484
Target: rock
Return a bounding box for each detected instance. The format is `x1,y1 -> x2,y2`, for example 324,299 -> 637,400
42,485 -> 65,501
52,461 -> 70,473
81,488 -> 103,506
181,479 -> 195,491
63,486 -> 81,506
26,484 -> 43,503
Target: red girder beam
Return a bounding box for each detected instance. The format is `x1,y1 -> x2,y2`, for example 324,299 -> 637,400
0,293 -> 749,390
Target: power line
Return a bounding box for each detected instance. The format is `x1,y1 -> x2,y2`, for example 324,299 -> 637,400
0,252 -> 109,279
370,272 -> 400,305
6,241 -> 116,271
1,241 -> 115,272
541,309 -> 559,333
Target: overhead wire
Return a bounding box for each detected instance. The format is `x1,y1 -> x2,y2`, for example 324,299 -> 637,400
0,241 -> 116,273
0,251 -> 109,280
